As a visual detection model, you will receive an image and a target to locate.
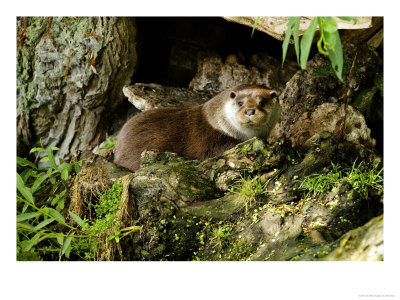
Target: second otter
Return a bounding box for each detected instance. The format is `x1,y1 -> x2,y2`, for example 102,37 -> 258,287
114,84 -> 281,171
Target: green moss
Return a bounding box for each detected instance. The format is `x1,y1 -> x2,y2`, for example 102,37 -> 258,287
230,238 -> 258,261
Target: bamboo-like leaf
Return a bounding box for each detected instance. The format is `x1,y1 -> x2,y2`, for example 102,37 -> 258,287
282,17 -> 296,67
39,156 -> 49,163
300,17 -> 318,69
293,17 -> 300,64
34,218 -> 55,231
46,148 -> 58,170
17,173 -> 34,204
61,168 -> 69,181
61,234 -> 74,256
327,30 -> 343,81
17,212 -> 41,222
69,211 -> 84,227
23,233 -> 41,251
337,16 -> 357,24
251,16 -> 260,38
17,221 -> 36,231
31,173 -> 51,194
57,235 -> 64,245
29,147 -> 45,154
45,207 -> 65,224
17,157 -> 37,169
51,189 -> 67,206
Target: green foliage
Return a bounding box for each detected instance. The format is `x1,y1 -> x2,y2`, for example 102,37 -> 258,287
209,222 -> 234,250
228,175 -> 269,214
282,17 -> 356,81
251,17 -> 261,38
17,141 -> 83,260
298,161 -> 383,198
99,137 -> 117,152
17,142 -> 141,260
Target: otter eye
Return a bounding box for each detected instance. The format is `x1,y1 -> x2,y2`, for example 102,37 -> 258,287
237,101 -> 243,107
259,99 -> 267,106
230,92 -> 236,99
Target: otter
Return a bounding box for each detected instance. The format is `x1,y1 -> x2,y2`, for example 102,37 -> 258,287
114,84 -> 281,171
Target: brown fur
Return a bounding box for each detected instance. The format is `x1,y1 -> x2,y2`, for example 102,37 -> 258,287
114,84 -> 280,171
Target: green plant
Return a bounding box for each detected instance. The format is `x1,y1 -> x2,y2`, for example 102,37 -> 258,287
228,175 -> 269,214
209,223 -> 234,249
282,17 -> 357,81
298,161 -> 383,198
17,141 -> 83,260
99,137 -> 117,152
17,142 -> 140,261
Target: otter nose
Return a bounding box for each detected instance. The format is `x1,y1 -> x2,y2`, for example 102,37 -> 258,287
244,109 -> 256,116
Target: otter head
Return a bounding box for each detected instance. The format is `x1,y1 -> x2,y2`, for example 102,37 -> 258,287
229,87 -> 278,127
222,85 -> 280,140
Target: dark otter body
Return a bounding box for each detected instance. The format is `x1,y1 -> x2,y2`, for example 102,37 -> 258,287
114,84 -> 280,171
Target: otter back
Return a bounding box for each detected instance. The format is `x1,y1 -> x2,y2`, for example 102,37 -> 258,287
114,105 -> 239,171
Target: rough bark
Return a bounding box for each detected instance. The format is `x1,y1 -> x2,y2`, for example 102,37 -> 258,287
17,17 -> 138,160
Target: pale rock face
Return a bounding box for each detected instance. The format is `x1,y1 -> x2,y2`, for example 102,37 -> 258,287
270,103 -> 376,149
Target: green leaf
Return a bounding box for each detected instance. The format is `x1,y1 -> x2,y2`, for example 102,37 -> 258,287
46,148 -> 58,170
51,189 -> 67,206
65,242 -> 72,258
45,207 -> 65,224
57,235 -> 64,245
23,233 -> 41,251
293,17 -> 300,64
74,163 -> 81,174
34,218 -> 55,230
323,17 -> 338,33
337,17 -> 357,24
29,147 -> 45,154
20,169 -> 33,184
17,212 -> 41,222
39,156 -> 49,162
31,173 -> 51,194
251,16 -> 260,38
327,30 -> 343,81
282,17 -> 296,67
69,211 -> 84,227
17,157 -> 37,169
17,173 -> 34,204
300,17 -> 318,69
17,221 -> 36,231
61,168 -> 69,181
61,234 -> 74,256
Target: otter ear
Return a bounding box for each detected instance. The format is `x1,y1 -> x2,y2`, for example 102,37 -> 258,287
230,92 -> 236,99
269,90 -> 278,99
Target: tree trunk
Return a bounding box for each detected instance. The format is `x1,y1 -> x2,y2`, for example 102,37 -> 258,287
17,17 -> 138,160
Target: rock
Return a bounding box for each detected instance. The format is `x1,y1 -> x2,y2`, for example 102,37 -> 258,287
122,83 -> 212,111
322,215 -> 383,261
268,42 -> 379,150
271,103 -> 376,149
189,52 -> 298,94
